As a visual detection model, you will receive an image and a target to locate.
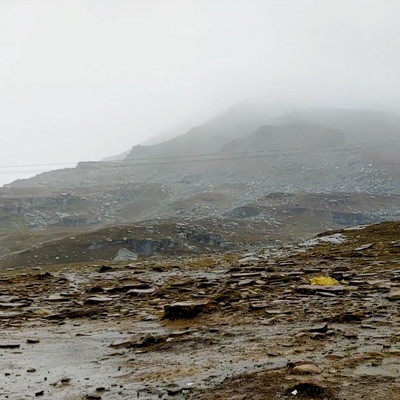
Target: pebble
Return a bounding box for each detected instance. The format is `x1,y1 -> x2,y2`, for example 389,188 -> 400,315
292,364 -> 322,375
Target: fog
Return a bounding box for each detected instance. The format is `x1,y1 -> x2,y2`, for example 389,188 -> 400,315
1,0 -> 400,185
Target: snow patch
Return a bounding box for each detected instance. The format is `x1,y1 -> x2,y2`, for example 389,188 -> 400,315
114,248 -> 138,261
302,233 -> 347,247
344,225 -> 368,231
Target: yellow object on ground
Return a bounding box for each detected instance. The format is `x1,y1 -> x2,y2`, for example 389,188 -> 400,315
310,276 -> 339,286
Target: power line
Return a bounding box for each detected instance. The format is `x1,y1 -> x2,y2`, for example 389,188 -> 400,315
0,162 -> 78,169
0,170 -> 54,175
0,139 -> 400,175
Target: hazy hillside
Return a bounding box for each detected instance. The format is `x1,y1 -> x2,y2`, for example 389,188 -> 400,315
102,149 -> 131,161
221,122 -> 344,153
126,103 -> 286,159
277,107 -> 400,144
141,128 -> 185,146
125,104 -> 400,160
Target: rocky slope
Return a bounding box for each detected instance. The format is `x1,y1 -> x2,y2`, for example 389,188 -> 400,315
1,190 -> 400,262
2,141 -> 400,260
0,218 -> 277,269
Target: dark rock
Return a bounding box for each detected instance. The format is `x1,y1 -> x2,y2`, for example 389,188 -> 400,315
164,300 -> 215,320
288,380 -> 329,398
165,384 -> 183,396
86,394 -> 102,400
36,272 -> 53,280
309,323 -> 328,333
98,265 -> 113,273
27,338 -> 40,344
0,343 -> 20,349
86,286 -> 105,294
46,308 -> 101,320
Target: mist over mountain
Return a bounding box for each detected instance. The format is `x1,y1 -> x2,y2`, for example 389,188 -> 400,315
102,149 -> 131,162
221,122 -> 344,153
109,103 -> 400,160
141,125 -> 189,146
3,0 -> 400,184
125,102 -> 276,159
277,107 -> 400,144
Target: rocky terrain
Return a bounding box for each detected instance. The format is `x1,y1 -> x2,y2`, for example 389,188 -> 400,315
1,104 -> 400,399
2,141 -> 400,251
0,218 -> 275,269
2,190 -> 400,270
1,221 -> 400,399
1,106 -> 399,264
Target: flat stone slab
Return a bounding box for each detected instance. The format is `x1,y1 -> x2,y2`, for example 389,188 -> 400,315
296,285 -> 345,295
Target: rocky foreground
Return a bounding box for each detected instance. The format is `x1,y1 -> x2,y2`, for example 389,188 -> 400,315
1,222 -> 400,399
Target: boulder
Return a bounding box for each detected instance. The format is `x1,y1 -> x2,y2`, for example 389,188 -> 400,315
164,300 -> 214,320
292,364 -> 322,375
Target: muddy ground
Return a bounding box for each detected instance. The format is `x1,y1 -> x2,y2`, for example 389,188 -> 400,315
1,222 -> 400,399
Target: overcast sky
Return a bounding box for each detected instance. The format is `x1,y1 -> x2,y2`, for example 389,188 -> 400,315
1,0 -> 400,185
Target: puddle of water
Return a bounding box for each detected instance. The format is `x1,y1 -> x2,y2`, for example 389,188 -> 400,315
355,358 -> 400,378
